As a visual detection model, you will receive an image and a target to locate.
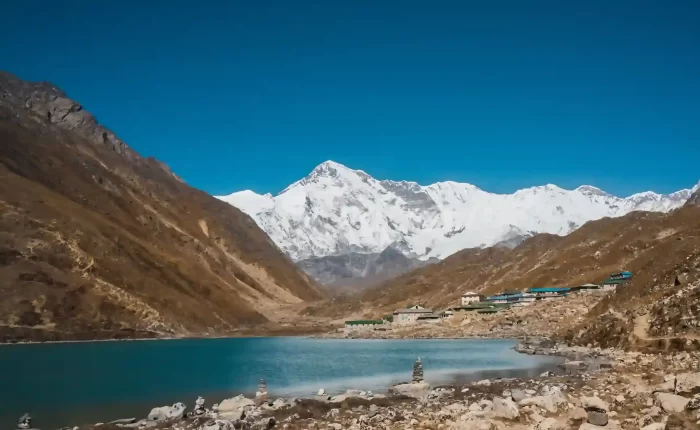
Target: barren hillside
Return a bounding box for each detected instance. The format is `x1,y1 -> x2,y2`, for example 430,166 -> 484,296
305,204 -> 700,338
0,71 -> 324,342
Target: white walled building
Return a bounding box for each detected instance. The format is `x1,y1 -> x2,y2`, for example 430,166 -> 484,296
461,292 -> 484,306
393,305 -> 433,325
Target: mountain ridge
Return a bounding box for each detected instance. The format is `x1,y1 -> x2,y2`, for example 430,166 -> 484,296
218,160 -> 698,262
0,71 -> 324,342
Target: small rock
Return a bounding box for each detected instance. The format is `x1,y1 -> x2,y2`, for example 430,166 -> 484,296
317,388 -> 326,396
587,411 -> 609,426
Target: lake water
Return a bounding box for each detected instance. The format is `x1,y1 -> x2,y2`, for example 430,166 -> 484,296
0,337 -> 561,427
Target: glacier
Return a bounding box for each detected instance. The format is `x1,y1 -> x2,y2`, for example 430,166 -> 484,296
217,160 -> 699,261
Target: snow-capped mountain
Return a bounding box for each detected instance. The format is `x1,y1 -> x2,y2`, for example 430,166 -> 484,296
217,161 -> 698,261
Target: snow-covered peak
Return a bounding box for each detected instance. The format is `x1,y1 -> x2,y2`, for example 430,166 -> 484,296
218,190 -> 274,215
216,161 -> 696,261
575,185 -> 611,197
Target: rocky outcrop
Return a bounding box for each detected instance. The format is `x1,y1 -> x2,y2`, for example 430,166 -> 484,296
0,71 -> 135,160
297,246 -> 433,290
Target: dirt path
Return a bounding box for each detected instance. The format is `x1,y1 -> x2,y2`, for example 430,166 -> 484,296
632,312 -> 700,341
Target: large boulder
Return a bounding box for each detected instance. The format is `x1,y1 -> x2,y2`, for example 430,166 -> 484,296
654,392 -> 690,413
675,372 -> 700,395
391,381 -> 430,398
581,396 -> 609,412
147,403 -> 186,421
519,386 -> 566,413
217,395 -> 256,420
490,397 -> 519,420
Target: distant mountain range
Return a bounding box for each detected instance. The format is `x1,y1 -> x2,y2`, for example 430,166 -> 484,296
218,161 -> 698,271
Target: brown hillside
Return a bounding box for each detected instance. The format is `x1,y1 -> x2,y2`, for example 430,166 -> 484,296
305,206 -> 700,325
0,71 -> 323,342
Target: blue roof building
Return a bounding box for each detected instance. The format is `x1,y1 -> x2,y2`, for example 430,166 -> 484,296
527,287 -> 570,294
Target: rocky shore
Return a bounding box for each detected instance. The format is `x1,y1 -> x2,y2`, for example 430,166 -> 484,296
19,337 -> 700,430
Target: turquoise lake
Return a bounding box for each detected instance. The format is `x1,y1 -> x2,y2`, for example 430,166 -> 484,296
0,337 -> 561,427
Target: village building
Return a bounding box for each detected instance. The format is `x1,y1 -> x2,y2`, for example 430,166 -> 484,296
343,320 -> 385,334
460,291 -> 485,306
416,313 -> 442,324
392,305 -> 433,325
526,287 -> 570,300
511,292 -> 536,306
486,291 -> 522,305
602,271 -> 633,286
569,283 -> 601,293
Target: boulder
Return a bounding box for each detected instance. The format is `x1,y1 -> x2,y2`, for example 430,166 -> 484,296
147,403 -> 186,421
271,399 -> 288,410
587,411 -> 608,426
519,387 -> 566,413
511,389 -> 529,402
490,397 -> 519,420
640,424 -> 666,430
317,388 -> 326,396
217,395 -> 255,420
581,396 -> 609,412
578,422 -> 619,430
685,393 -> 700,410
534,418 -> 566,430
391,381 -> 430,398
568,407 -> 588,422
675,372 -> 700,395
654,392 -> 690,413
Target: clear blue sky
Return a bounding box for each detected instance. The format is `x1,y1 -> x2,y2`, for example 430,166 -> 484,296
2,0 -> 699,196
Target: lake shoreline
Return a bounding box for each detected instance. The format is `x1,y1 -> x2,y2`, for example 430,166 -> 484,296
62,338 -> 700,430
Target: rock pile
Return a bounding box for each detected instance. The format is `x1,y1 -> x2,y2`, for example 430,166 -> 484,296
17,414 -> 33,430
413,357 -> 424,382
256,378 -> 268,400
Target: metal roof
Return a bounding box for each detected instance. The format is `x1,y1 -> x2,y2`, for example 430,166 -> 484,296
394,308 -> 433,314
527,287 -> 571,293
345,320 -> 384,325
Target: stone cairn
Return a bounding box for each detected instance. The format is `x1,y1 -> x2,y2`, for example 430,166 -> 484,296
18,413 -> 32,430
193,396 -> 206,416
412,358 -> 424,383
256,378 -> 268,400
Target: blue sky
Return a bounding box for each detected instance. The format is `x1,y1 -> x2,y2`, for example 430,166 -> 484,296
2,0 -> 699,196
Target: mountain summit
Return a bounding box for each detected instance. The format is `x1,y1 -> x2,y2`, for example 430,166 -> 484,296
218,161 -> 696,261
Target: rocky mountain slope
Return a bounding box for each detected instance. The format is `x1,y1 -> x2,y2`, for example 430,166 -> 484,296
297,246 -> 435,292
303,199 -> 700,333
218,161 -> 697,263
0,71 -> 324,342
